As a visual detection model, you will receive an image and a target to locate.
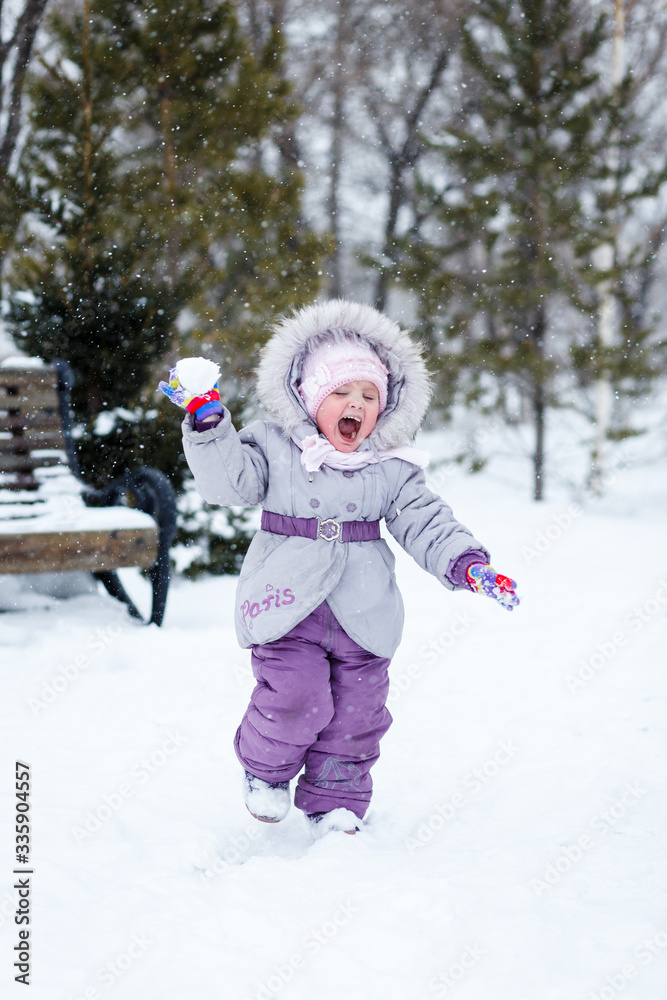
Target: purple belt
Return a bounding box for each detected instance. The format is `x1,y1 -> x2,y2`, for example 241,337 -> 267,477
261,510 -> 381,543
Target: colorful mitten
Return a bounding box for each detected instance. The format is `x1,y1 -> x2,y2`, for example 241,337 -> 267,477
158,357 -> 222,421
466,563 -> 520,611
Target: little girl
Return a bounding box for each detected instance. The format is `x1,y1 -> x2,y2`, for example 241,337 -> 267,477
160,299 -> 519,836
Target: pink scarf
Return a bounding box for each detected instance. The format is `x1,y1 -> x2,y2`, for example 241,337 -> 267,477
293,433 -> 430,473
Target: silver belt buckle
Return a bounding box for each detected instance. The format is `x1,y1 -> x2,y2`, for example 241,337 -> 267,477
317,517 -> 341,542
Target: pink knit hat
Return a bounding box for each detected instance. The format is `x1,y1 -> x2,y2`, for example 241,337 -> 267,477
298,336 -> 389,420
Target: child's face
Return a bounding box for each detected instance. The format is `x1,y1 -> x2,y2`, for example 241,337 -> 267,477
316,381 -> 380,452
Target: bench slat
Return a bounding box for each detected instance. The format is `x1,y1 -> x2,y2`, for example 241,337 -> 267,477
0,413 -> 63,432
0,527 -> 159,573
0,370 -> 59,391
0,452 -> 66,473
0,366 -> 58,383
0,431 -> 66,451
0,477 -> 41,491
0,389 -> 61,411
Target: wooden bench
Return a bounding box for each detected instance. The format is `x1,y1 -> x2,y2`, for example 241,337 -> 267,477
0,359 -> 176,625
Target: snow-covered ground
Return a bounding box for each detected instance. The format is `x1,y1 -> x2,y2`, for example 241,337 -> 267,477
2,423 -> 667,1000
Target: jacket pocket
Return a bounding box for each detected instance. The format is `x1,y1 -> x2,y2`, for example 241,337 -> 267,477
375,539 -> 396,575
241,531 -> 287,579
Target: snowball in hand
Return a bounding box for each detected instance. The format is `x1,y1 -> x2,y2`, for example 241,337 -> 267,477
174,357 -> 221,395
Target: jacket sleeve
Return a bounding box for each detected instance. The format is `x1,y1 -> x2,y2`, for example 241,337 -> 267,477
383,462 -> 490,590
181,410 -> 269,506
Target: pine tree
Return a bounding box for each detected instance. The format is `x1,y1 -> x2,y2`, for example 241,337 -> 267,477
7,0 -> 327,419
393,0 -> 666,499
5,0 -> 328,572
97,0 -> 328,354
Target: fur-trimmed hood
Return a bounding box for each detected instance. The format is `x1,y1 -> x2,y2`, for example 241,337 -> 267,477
255,299 -> 432,451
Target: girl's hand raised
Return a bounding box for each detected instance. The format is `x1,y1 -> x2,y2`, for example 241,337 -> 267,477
158,357 -> 223,422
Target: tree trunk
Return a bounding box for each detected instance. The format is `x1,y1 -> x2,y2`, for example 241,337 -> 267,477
326,1 -> 349,299
157,45 -> 178,295
327,78 -> 344,298
0,0 -> 50,267
374,155 -> 404,313
589,0 -> 625,495
0,0 -> 50,180
531,303 -> 546,501
81,0 -> 94,218
533,379 -> 545,502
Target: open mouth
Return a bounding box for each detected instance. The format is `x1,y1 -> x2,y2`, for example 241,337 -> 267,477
338,415 -> 362,442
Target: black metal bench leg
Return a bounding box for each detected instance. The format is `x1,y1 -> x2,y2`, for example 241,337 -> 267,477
87,468 -> 177,626
146,545 -> 171,626
93,571 -> 144,621
93,557 -> 170,625
129,468 -> 176,626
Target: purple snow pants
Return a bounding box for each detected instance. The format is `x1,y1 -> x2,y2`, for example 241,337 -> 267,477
234,601 -> 392,820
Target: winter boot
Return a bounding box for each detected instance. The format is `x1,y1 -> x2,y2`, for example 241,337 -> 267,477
243,770 -> 291,823
307,808 -> 361,837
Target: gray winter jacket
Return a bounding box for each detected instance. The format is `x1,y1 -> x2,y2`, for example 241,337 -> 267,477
182,300 -> 489,657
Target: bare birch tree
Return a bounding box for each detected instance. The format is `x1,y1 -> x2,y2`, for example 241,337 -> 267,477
250,0 -> 471,300
0,0 -> 50,258
589,0 -> 667,492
